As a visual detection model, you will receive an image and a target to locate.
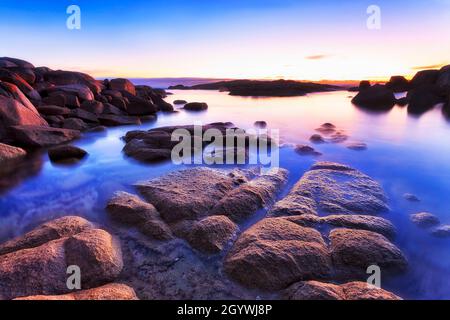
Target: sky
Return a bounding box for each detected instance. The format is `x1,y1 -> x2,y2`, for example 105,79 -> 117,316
1,0 -> 449,80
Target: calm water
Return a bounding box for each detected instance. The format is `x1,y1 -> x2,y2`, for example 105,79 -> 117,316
1,88 -> 450,299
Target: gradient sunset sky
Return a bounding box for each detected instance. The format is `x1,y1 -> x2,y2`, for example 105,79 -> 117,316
1,0 -> 449,80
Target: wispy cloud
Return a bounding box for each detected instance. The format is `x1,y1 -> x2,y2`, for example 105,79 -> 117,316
411,63 -> 447,70
305,54 -> 330,60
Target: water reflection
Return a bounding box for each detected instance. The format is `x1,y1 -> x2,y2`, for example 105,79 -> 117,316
0,152 -> 43,195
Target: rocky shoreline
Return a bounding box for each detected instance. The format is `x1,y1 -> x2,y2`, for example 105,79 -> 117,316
0,56 -> 176,165
0,162 -> 407,300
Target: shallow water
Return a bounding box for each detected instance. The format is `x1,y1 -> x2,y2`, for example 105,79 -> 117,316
1,88 -> 450,299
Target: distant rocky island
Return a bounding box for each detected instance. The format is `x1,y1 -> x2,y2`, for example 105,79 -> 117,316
169,79 -> 342,97
168,68 -> 450,117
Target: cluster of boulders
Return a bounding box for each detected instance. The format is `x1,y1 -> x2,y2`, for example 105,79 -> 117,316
350,65 -> 450,115
103,161 -> 406,300
310,123 -> 348,144
0,216 -> 137,300
0,160 -> 407,300
107,167 -> 288,250
0,56 -> 175,164
122,122 -> 273,163
293,123 -> 367,157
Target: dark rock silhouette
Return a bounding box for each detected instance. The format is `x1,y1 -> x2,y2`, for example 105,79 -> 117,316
48,145 -> 88,163
170,79 -> 341,97
410,69 -> 440,88
184,102 -> 208,111
386,76 -> 410,92
407,84 -> 446,115
351,84 -> 396,111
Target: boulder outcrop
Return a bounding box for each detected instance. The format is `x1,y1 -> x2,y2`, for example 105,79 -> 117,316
269,162 -> 388,217
0,216 -> 123,300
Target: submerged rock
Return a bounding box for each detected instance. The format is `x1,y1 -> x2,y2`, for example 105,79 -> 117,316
184,102 -> 208,111
346,142 -> 368,151
187,215 -> 239,254
254,121 -> 267,128
315,123 -> 336,135
173,99 -> 187,105
15,283 -> 138,300
404,193 -> 420,202
328,131 -> 349,143
295,144 -> 322,156
106,191 -> 172,240
330,228 -> 407,280
431,225 -> 450,238
48,145 -> 88,163
410,212 -> 440,228
224,217 -> 332,291
310,134 -> 325,144
283,280 -> 401,300
269,162 -> 388,217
